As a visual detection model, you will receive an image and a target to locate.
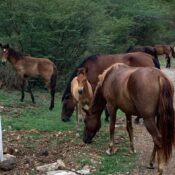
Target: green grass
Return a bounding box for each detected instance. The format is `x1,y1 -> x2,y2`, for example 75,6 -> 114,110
0,89 -> 136,175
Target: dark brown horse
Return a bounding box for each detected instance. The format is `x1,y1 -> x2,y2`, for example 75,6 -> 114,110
126,45 -> 160,69
83,63 -> 175,175
61,52 -> 160,122
154,45 -> 175,68
0,44 -> 57,110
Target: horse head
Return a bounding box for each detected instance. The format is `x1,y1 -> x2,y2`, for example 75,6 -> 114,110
83,108 -> 101,144
0,44 -> 10,65
76,67 -> 88,95
61,94 -> 75,122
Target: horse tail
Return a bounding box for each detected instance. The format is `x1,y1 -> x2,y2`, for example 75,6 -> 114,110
49,64 -> 57,110
125,46 -> 134,53
152,49 -> 160,69
158,76 -> 174,163
144,47 -> 160,69
170,46 -> 175,58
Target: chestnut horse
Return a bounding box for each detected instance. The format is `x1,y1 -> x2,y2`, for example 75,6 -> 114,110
0,44 -> 57,110
83,63 -> 174,175
71,67 -> 93,132
154,45 -> 175,68
61,52 -> 160,122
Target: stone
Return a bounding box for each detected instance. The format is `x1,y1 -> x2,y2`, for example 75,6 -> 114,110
0,154 -> 17,171
37,159 -> 66,172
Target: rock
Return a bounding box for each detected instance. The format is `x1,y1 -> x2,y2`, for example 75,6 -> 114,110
47,170 -> 77,175
0,154 -> 17,171
37,159 -> 66,172
3,147 -> 14,155
37,149 -> 49,156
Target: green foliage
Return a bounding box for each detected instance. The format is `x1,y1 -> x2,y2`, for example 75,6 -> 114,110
0,0 -> 174,90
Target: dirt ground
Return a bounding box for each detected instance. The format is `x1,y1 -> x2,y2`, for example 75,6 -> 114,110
1,68 -> 175,175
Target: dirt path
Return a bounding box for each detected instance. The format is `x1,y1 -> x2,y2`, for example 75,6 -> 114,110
131,68 -> 175,175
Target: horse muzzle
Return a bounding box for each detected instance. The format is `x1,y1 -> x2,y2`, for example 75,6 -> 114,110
83,131 -> 94,144
1,61 -> 6,66
78,89 -> 83,95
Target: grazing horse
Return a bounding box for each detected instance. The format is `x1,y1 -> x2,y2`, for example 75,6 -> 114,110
61,52 -> 160,122
0,44 -> 57,110
71,67 -> 93,132
154,45 -> 175,68
126,45 -> 160,69
83,63 -> 175,175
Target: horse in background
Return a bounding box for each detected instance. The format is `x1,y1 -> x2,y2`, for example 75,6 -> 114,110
83,63 -> 175,175
61,52 -> 159,122
126,45 -> 160,69
0,44 -> 57,110
154,45 -> 175,68
71,67 -> 93,132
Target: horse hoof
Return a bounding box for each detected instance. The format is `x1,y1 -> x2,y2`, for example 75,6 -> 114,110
147,163 -> 154,169
130,149 -> 136,154
49,106 -> 54,110
106,147 -> 118,155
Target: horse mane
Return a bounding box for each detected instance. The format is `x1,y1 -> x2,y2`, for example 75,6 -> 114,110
62,54 -> 99,101
8,47 -> 24,59
98,63 -> 128,87
125,46 -> 134,53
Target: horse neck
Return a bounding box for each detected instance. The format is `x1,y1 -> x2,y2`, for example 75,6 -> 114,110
8,55 -> 20,65
91,85 -> 106,117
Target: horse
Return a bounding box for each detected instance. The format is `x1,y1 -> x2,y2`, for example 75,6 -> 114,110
61,52 -> 160,122
154,45 -> 175,68
0,44 -> 57,110
83,63 -> 175,175
71,67 -> 93,132
126,45 -> 160,69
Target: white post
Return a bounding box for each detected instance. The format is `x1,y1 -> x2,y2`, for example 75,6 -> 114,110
0,114 -> 3,161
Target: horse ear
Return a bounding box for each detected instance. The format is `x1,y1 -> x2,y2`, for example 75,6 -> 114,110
0,43 -> 2,48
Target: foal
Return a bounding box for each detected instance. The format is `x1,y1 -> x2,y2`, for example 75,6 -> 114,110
71,67 -> 93,132
0,44 -> 57,110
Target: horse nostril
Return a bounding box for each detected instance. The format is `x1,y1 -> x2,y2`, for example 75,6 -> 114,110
78,89 -> 83,94
1,62 -> 5,66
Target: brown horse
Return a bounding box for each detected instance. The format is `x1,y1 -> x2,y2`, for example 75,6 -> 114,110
0,44 -> 57,110
61,52 -> 160,122
71,67 -> 93,132
154,45 -> 175,68
83,63 -> 174,175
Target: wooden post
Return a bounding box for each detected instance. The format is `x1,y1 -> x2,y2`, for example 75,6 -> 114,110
0,114 -> 3,161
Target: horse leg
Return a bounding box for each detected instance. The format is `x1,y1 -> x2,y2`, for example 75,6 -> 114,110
104,107 -> 109,122
134,116 -> 141,124
20,79 -> 26,102
106,103 -> 117,155
26,80 -> 35,104
126,115 -> 135,153
149,144 -> 156,169
143,117 -> 163,173
166,55 -> 170,68
157,148 -> 165,175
